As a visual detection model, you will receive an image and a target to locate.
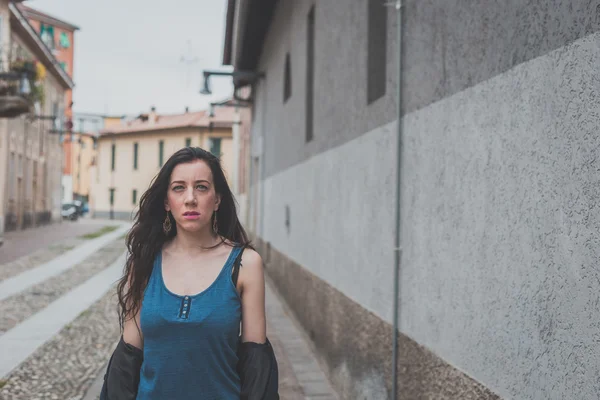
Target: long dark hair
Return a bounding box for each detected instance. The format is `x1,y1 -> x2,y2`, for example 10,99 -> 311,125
117,146 -> 251,329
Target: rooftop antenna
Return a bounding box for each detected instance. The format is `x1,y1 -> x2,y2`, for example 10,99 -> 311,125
180,39 -> 201,107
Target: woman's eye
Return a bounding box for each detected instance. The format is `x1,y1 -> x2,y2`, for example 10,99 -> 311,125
173,185 -> 184,191
196,185 -> 207,190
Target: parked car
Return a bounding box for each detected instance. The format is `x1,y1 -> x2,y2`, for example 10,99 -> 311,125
61,203 -> 79,221
72,200 -> 89,217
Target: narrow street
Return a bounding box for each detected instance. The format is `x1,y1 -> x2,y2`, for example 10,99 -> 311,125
0,218 -> 119,265
0,224 -> 338,400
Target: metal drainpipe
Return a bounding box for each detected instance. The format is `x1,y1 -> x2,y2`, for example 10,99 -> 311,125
259,75 -> 267,240
392,0 -> 404,399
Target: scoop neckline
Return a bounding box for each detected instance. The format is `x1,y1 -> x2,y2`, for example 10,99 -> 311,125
158,246 -> 237,299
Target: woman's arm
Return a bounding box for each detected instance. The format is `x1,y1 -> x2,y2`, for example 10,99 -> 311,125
122,274 -> 144,349
123,311 -> 143,349
238,249 -> 267,344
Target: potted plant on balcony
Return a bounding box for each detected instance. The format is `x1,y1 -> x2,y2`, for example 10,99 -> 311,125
0,58 -> 45,117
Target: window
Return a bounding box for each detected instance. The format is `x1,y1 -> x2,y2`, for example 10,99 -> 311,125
158,140 -> 164,167
132,189 -> 137,205
185,137 -> 191,147
40,24 -> 55,50
111,143 -> 116,171
306,6 -> 315,142
133,142 -> 138,170
9,152 -> 14,194
109,188 -> 115,205
39,123 -> 44,154
59,32 -> 70,48
367,0 -> 387,103
52,102 -> 60,132
0,17 -> 4,53
283,53 -> 292,102
209,138 -> 221,157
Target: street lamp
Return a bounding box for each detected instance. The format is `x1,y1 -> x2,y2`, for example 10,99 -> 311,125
200,70 -> 264,101
200,73 -> 212,95
19,73 -> 31,95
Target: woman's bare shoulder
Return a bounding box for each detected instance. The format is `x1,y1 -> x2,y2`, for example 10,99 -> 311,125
240,248 -> 262,268
239,248 -> 264,283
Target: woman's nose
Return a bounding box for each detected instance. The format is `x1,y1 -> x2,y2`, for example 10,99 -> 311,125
184,189 -> 197,204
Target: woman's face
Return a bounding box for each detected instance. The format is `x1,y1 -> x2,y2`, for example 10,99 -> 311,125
165,159 -> 220,233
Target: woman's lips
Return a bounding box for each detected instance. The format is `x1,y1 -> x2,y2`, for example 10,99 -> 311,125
183,212 -> 200,220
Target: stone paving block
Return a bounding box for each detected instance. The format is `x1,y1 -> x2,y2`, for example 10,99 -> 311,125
0,288 -> 121,400
303,381 -> 340,396
264,282 -> 338,399
0,224 -> 129,302
0,220 -> 109,265
0,254 -> 125,380
0,238 -> 125,334
0,237 -> 82,283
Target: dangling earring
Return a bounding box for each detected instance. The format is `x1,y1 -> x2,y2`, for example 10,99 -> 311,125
163,212 -> 172,234
212,211 -> 218,234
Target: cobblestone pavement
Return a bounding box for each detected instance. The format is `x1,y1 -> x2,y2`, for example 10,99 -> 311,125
0,239 -> 125,334
0,219 -> 119,265
0,237 -> 82,283
0,237 -> 338,400
0,288 -> 120,400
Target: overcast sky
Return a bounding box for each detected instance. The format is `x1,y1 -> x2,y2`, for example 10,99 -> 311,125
25,0 -> 234,116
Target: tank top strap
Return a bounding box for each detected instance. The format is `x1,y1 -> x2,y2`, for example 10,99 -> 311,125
225,245 -> 243,275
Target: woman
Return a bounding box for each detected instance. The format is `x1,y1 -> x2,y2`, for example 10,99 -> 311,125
114,146 -> 269,399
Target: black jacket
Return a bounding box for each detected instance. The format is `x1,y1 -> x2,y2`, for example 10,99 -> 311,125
100,247 -> 279,400
99,335 -> 279,400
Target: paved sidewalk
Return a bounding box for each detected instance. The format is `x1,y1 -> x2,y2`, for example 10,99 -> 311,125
0,218 -> 122,265
0,223 -> 129,302
0,253 -> 126,378
265,281 -> 338,400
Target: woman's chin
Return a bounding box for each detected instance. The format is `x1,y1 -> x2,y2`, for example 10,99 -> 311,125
176,221 -> 206,233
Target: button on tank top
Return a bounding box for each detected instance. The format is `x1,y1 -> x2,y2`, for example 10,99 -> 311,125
137,246 -> 242,400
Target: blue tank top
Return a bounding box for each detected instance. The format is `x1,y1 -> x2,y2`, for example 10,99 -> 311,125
137,246 -> 242,400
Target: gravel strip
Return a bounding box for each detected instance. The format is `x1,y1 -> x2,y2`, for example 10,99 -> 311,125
0,238 -> 84,283
0,288 -> 120,400
0,239 -> 125,335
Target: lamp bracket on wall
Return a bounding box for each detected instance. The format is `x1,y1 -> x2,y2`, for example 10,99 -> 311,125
200,69 -> 264,103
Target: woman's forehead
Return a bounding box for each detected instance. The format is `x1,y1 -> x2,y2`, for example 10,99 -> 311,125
170,160 -> 213,181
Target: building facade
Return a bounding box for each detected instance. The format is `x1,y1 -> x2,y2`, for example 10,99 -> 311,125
20,4 -> 79,204
0,0 -> 74,241
224,1 -> 600,399
210,96 -> 253,227
66,132 -> 94,203
68,113 -> 126,205
92,107 -> 237,220
21,4 -> 77,119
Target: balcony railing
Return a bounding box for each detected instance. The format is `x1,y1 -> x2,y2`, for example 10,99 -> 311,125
0,56 -> 43,118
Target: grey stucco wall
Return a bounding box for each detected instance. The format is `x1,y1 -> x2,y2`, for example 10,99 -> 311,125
398,33 -> 600,399
256,0 -> 398,179
250,0 -> 600,398
256,0 -> 600,179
